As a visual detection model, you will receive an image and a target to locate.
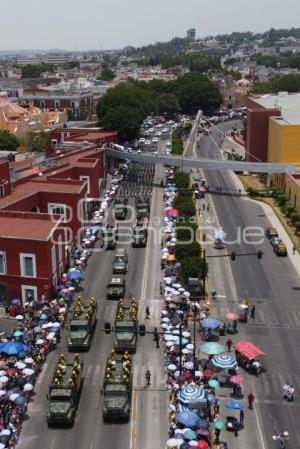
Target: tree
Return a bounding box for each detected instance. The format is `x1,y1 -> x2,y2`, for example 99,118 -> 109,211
21,63 -> 54,78
99,106 -> 142,141
250,81 -> 272,94
27,131 -> 51,152
0,130 -> 20,152
98,68 -> 115,81
156,93 -> 180,117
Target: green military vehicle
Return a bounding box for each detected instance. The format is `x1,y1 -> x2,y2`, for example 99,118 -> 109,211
68,297 -> 97,351
47,354 -> 83,427
101,223 -> 118,250
112,248 -> 128,274
114,298 -> 138,353
102,352 -> 132,422
106,275 -> 126,300
132,219 -> 148,248
136,196 -> 150,220
114,199 -> 128,220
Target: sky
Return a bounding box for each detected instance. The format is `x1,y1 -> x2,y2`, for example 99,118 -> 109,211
1,0 -> 300,51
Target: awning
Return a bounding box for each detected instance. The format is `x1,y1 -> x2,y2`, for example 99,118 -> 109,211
234,341 -> 266,360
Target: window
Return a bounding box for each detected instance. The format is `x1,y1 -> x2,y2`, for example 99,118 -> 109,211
0,252 -> 7,275
0,185 -> 4,199
71,101 -> 75,109
40,101 -> 45,109
80,176 -> 90,194
20,253 -> 37,278
58,235 -> 63,262
48,203 -> 66,220
21,285 -> 37,303
55,100 -> 60,109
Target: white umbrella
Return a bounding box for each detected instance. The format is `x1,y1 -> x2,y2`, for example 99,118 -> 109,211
59,307 -> 66,313
0,390 -> 6,396
23,368 -> 34,376
16,315 -> 24,320
186,343 -> 194,350
195,371 -> 204,378
182,348 -> 191,354
171,237 -> 177,243
52,322 -> 61,328
182,331 -> 191,338
23,383 -> 34,392
162,248 -> 169,252
0,429 -> 11,436
161,310 -> 168,316
24,357 -> 34,364
161,254 -> 168,260
239,304 -> 248,309
15,361 -> 26,370
166,438 -> 182,448
161,323 -> 169,329
183,291 -> 190,297
0,376 -> 8,383
46,333 -> 55,340
36,339 -> 44,345
165,341 -> 174,348
178,287 -> 185,292
161,317 -> 169,323
0,443 -> 6,449
41,323 -> 50,329
9,393 -> 19,401
173,283 -> 181,289
0,371 -> 6,377
167,364 -> 177,371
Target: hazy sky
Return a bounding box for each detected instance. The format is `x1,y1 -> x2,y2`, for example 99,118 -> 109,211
1,0 -> 300,51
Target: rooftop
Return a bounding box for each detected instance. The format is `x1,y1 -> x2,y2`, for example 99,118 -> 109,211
0,211 -> 59,241
253,93 -> 300,125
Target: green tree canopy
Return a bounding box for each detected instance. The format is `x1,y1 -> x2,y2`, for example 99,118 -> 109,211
98,68 -> 115,81
27,131 -> 51,152
99,106 -> 142,141
156,93 -> 180,117
0,130 -> 20,152
21,63 -> 54,78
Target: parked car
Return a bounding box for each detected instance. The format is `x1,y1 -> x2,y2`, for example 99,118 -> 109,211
270,237 -> 283,248
265,227 -> 278,239
274,242 -> 287,256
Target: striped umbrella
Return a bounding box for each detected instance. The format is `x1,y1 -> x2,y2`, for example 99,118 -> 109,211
177,385 -> 206,405
212,354 -> 237,370
200,342 -> 225,355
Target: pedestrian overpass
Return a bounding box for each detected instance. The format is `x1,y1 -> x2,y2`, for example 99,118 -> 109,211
105,147 -> 298,174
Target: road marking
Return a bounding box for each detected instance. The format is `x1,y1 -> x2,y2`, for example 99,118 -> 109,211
36,362 -> 49,385
130,390 -> 138,449
91,364 -> 101,386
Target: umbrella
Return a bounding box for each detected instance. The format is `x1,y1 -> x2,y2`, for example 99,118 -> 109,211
9,393 -> 19,401
212,354 -> 237,370
208,379 -> 220,389
183,429 -> 197,441
234,341 -> 266,360
203,368 -> 215,379
15,361 -> 26,370
239,304 -> 248,309
11,299 -> 20,305
177,385 -> 206,405
23,383 -> 34,392
214,420 -> 225,431
13,331 -> 23,337
184,361 -> 194,370
174,337 -> 189,346
168,364 -> 177,371
33,326 -> 42,334
0,429 -> 11,436
0,444 -> 5,449
22,368 -> 34,376
194,371 -> 203,378
67,270 -> 82,281
176,411 -> 201,429
200,318 -> 220,330
14,395 -> 27,405
36,339 -> 44,345
226,312 -> 239,321
167,255 -> 176,262
24,357 -> 34,365
200,342 -> 225,355
0,341 -> 28,355
196,429 -> 210,437
166,438 -> 182,448
16,315 -> 24,321
195,440 -> 209,449
225,400 -> 244,410
230,375 -> 244,385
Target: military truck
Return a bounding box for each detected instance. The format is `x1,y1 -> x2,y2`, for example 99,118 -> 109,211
101,223 -> 118,250
47,354 -> 83,427
106,275 -> 125,300
114,199 -> 128,220
132,219 -> 148,248
112,248 -> 128,274
114,298 -> 138,353
68,297 -> 97,351
102,351 -> 132,422
136,197 -> 150,220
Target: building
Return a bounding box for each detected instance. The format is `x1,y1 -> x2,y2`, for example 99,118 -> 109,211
20,89 -> 95,120
187,28 -> 196,41
0,96 -> 66,141
0,211 -> 66,305
0,142 -> 111,305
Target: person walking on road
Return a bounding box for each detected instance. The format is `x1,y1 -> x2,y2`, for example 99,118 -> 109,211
248,392 -> 255,409
153,327 -> 160,348
239,409 -> 244,427
226,338 -> 233,352
145,306 -> 150,319
207,204 -> 210,213
203,203 -> 206,211
145,369 -> 151,386
234,419 -> 239,436
292,245 -> 297,255
250,305 -> 256,319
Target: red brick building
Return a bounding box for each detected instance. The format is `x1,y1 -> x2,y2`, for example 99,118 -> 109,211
246,97 -> 281,162
0,210 -> 66,305
0,161 -> 11,198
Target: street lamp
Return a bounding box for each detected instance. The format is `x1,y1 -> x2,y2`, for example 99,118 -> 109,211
272,431 -> 289,448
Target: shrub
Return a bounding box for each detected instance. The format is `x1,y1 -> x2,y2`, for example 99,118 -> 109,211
276,194 -> 286,206
295,221 -> 300,232
284,203 -> 295,217
291,213 -> 300,224
179,256 -> 208,287
174,172 -> 189,189
175,241 -> 201,261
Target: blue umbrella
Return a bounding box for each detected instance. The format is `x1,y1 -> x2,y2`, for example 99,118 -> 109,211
177,385 -> 206,405
176,411 -> 201,429
225,400 -> 244,410
197,418 -> 210,430
13,331 -> 23,338
200,342 -> 225,355
67,270 -> 82,281
208,379 -> 220,389
174,337 -> 189,346
11,299 -> 20,305
0,342 -> 28,355
212,354 -> 237,370
207,393 -> 217,405
183,429 -> 197,441
200,318 -> 221,330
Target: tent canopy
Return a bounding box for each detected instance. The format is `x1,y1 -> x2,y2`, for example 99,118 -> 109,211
234,341 -> 265,360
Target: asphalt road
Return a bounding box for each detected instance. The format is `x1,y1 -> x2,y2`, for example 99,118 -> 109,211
195,122 -> 300,449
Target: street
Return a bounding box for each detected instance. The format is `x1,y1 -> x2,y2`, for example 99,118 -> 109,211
195,122 -> 300,448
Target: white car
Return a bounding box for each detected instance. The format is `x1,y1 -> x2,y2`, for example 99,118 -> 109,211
139,138 -> 145,144
148,128 -> 154,133
137,149 -> 141,154
165,150 -> 170,155
145,140 -> 151,145
152,138 -> 158,143
154,151 -> 158,156
162,128 -> 168,133
156,131 -> 162,137
157,123 -> 163,128
166,141 -> 171,148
